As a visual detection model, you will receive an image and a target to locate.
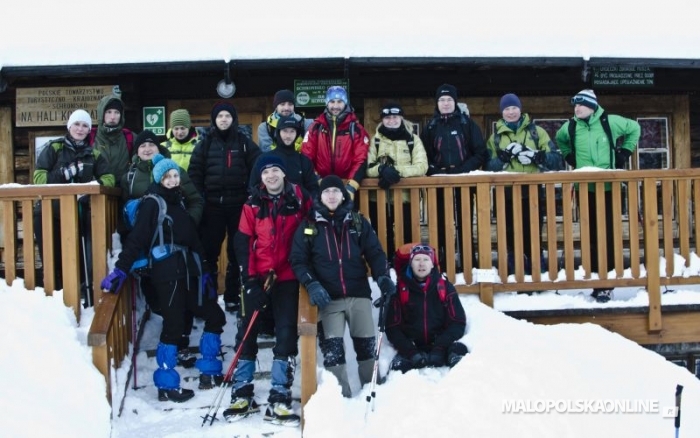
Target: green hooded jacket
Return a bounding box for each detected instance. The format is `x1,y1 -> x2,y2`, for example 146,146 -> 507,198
92,94 -> 133,184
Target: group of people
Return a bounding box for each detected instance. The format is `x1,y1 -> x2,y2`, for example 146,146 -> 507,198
31,82 -> 639,424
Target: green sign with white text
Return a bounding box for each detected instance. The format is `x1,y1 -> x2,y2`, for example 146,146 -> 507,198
143,106 -> 166,135
294,79 -> 349,107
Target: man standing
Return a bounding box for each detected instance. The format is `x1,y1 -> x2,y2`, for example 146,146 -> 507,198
188,101 -> 261,314
302,85 -> 370,205
91,93 -> 134,185
556,89 -> 640,303
257,89 -> 312,152
162,108 -> 199,170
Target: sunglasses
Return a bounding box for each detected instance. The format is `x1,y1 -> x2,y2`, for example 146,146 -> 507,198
411,245 -> 434,254
381,107 -> 403,116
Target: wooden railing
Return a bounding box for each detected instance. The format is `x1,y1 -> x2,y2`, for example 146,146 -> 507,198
4,169 -> 700,422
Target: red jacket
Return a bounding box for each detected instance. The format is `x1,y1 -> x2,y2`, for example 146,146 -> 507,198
301,110 -> 369,190
234,182 -> 312,282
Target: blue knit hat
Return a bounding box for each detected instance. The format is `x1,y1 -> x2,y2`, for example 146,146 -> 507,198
499,93 -> 522,112
325,86 -> 348,105
256,154 -> 287,176
152,154 -> 180,183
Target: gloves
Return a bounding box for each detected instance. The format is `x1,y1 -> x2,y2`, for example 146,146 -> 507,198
615,148 -> 632,169
201,273 -> 217,299
101,268 -> 127,293
306,281 -> 331,309
61,162 -> 80,181
496,147 -> 512,163
517,147 -> 544,165
244,277 -> 268,311
447,350 -> 464,368
565,153 -> 576,168
427,347 -> 446,367
377,275 -> 396,299
505,142 -> 523,157
378,165 -> 401,190
409,351 -> 428,369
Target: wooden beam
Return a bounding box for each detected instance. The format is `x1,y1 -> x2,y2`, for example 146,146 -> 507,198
0,108 -> 13,249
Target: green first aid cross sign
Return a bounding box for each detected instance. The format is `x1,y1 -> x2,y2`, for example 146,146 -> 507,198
143,106 -> 166,135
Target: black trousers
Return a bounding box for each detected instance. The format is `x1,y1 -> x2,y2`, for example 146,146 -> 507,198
504,186 -> 544,270
236,280 -> 299,359
199,202 -> 242,305
587,190 -> 615,274
435,187 -> 476,272
156,276 -> 226,345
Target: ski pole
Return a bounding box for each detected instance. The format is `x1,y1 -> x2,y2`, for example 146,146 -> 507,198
675,384 -> 683,438
131,278 -> 138,390
365,292 -> 391,420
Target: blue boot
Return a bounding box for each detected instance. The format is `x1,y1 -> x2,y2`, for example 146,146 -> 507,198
154,343 -> 193,402
196,332 -> 223,389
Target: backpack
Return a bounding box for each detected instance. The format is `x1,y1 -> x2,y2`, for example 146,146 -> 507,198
122,193 -> 173,273
493,122 -> 540,150
393,242 -> 447,305
567,111 -> 616,167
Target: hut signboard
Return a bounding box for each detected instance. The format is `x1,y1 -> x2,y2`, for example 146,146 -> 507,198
15,85 -> 117,127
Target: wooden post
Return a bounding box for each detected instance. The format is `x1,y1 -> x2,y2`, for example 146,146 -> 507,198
60,195 -> 81,320
643,177 -> 662,332
0,108 -> 13,249
2,200 -> 16,285
297,285 -> 318,431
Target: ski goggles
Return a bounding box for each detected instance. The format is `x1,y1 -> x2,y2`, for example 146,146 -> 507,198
411,244 -> 435,255
570,95 -> 597,107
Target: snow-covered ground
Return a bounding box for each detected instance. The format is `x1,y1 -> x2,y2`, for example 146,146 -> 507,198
2,258 -> 700,438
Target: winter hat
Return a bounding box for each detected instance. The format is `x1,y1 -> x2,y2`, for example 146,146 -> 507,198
380,102 -> 404,118
325,86 -> 348,105
152,153 -> 180,183
104,99 -> 123,113
499,93 -> 522,112
273,89 -> 295,108
256,154 -> 287,176
67,109 -> 92,130
275,115 -> 302,138
169,109 -> 191,129
319,175 -> 349,199
435,83 -> 458,102
210,101 -> 237,125
409,243 -> 438,266
134,130 -> 159,149
571,89 -> 598,110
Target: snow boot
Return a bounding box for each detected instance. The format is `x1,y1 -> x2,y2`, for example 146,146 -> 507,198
198,373 -> 224,390
264,401 -> 300,426
592,288 -> 613,303
223,396 -> 260,422
177,347 -> 196,369
158,387 -> 194,402
154,343 -> 192,402
195,332 -> 223,386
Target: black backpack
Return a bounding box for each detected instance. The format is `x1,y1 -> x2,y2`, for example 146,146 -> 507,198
567,111 -> 617,167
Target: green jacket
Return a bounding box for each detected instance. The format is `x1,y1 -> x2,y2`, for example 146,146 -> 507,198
161,127 -> 200,170
33,136 -> 115,187
92,94 -> 133,184
485,113 -> 561,174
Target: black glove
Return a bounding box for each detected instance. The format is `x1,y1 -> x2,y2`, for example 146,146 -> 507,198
517,147 -> 544,166
615,148 -> 632,169
379,165 -> 401,184
306,280 -> 331,309
497,148 -> 512,163
409,351 -> 428,369
244,277 -> 267,311
427,347 -> 446,367
377,275 -> 396,299
564,153 -> 576,168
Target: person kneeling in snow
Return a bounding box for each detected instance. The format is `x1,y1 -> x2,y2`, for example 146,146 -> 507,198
386,243 -> 468,373
101,154 -> 226,403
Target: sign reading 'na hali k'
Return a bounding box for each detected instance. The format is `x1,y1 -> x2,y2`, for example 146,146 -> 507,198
15,85 -> 118,127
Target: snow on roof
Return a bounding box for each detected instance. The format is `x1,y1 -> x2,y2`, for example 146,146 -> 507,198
2,0 -> 699,69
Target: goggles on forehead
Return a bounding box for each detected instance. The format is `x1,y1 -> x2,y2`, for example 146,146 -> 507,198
381,107 -> 403,116
571,95 -> 595,106
411,244 -> 433,254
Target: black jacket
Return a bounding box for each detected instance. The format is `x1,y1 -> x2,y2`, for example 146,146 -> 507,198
188,123 -> 261,205
385,268 -> 466,357
290,199 -> 387,300
115,183 -> 206,283
421,110 -> 488,174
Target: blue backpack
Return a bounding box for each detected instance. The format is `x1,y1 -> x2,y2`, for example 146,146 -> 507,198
122,194 -> 172,273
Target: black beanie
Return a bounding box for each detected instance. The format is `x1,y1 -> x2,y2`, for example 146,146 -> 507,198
211,101 -> 237,125
273,89 -> 295,108
380,102 -> 404,118
435,83 -> 458,102
319,175 -> 348,199
275,115 -> 302,141
104,99 -> 123,113
134,130 -> 159,149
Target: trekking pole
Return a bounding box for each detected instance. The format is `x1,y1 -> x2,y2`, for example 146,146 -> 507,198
365,292 -> 390,420
78,202 -> 93,307
675,384 -> 683,438
201,309 -> 260,427
131,279 -> 138,390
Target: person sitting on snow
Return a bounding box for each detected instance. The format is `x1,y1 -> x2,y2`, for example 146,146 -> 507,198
385,243 -> 468,373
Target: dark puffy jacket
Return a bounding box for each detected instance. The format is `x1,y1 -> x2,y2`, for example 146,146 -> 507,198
91,94 -> 133,184
33,136 -> 114,186
121,145 -> 203,225
188,125 -> 261,205
115,183 -> 205,283
385,269 -> 466,357
290,200 -> 387,300
234,182 -> 312,282
421,110 -> 488,174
